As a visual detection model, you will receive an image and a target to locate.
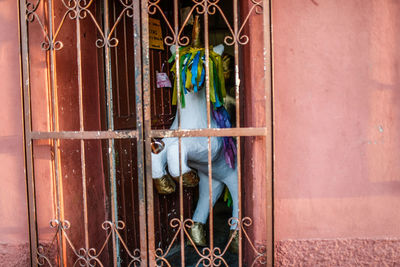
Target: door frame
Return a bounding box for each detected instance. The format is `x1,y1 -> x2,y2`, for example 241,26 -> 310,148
18,0 -> 273,266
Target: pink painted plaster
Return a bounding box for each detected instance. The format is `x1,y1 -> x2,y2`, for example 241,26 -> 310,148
0,0 -> 29,249
273,0 -> 400,241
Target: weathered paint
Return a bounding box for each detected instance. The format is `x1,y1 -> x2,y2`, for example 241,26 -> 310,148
241,0 -> 272,265
273,0 -> 400,264
0,0 -> 29,265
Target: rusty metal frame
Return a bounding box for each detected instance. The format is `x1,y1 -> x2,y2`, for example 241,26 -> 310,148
264,1 -> 274,265
19,0 -> 147,266
19,0 -> 273,266
19,0 -> 38,265
143,0 -> 272,266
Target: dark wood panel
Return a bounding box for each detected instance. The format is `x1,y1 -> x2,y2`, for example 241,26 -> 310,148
106,1 -> 195,255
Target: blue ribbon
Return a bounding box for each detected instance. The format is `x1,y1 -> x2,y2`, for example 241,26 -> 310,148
181,53 -> 190,94
191,51 -> 201,92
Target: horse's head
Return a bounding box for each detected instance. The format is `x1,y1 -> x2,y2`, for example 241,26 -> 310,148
169,43 -> 225,92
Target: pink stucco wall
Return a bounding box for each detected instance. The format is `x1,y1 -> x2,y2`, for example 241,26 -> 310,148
273,0 -> 400,264
0,0 -> 30,266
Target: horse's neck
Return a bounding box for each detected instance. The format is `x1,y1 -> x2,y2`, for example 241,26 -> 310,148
170,89 -> 216,130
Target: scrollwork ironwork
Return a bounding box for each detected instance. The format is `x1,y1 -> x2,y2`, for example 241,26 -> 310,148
236,0 -> 263,45
176,1 -> 205,46
146,0 -> 263,47
25,0 -> 138,49
155,218 -> 183,267
154,216 -> 267,266
240,217 -> 267,267
37,245 -> 53,266
36,220 -> 141,266
147,0 -> 178,46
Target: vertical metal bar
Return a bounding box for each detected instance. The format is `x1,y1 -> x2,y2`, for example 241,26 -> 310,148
132,0 -> 149,265
233,1 -> 243,265
103,0 -> 119,265
76,8 -> 90,253
18,1 -> 38,266
47,0 -> 66,264
173,0 -> 180,131
173,0 -> 186,265
263,0 -> 274,265
141,0 -> 155,266
203,1 -> 215,260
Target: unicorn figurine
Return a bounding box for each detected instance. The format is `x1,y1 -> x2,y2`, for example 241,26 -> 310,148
151,15 -> 239,252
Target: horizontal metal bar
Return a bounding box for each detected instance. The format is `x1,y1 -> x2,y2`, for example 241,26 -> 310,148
29,130 -> 138,140
29,127 -> 267,140
150,127 -> 268,138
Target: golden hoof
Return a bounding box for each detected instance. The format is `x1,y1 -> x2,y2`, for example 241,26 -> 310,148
154,174 -> 176,195
172,170 -> 200,187
229,230 -> 239,254
187,222 -> 206,247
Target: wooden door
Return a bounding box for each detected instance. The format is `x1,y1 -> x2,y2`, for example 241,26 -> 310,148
108,2 -> 195,256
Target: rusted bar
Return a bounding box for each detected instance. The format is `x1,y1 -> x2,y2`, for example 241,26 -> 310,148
141,0 -> 156,266
103,0 -> 119,265
132,0 -> 148,265
18,0 -> 38,265
47,0 -> 66,264
75,9 -> 89,253
150,127 -> 267,139
202,1 -> 215,262
29,130 -> 138,140
173,0 -> 186,265
263,0 -> 274,265
233,1 -> 243,265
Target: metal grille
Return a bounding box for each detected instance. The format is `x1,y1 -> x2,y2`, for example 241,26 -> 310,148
19,0 -> 272,266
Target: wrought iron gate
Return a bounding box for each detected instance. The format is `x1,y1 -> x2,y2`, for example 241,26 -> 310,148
19,0 -> 272,266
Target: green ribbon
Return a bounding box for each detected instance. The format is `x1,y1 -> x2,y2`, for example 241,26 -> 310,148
170,47 -> 226,108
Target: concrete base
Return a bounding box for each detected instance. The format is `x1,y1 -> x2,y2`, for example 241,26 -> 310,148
275,238 -> 400,266
0,243 -> 30,267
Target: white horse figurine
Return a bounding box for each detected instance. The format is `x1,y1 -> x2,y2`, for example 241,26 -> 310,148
151,43 -> 239,251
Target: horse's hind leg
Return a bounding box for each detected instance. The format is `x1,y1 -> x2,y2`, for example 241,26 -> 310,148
188,171 -> 224,246
210,156 -> 239,230
192,171 -> 225,224
223,171 -> 239,230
